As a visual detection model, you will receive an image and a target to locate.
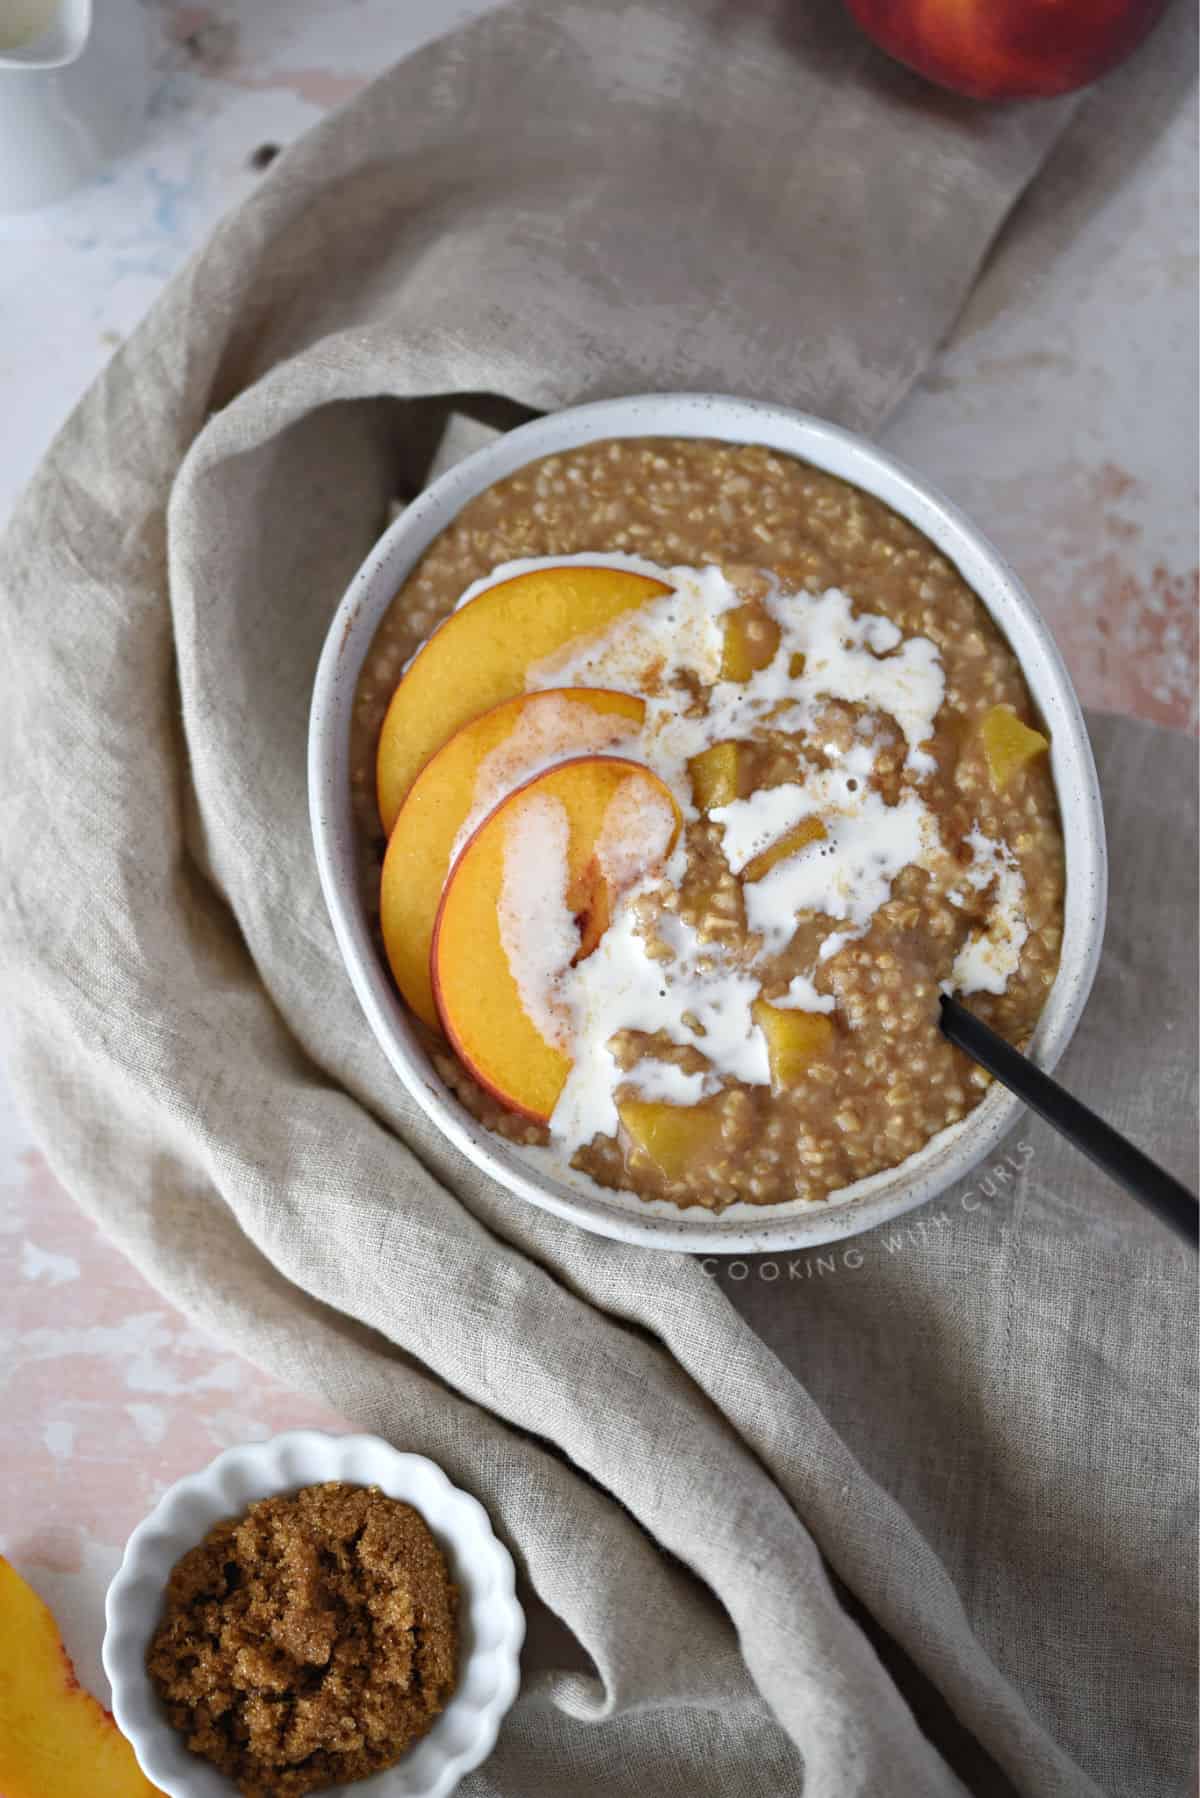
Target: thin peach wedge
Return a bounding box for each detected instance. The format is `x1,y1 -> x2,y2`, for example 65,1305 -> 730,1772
375,564 -> 670,832
432,756 -> 681,1122
382,687 -> 645,1031
980,703 -> 1049,791
0,1554 -> 163,1798
742,815 -> 827,883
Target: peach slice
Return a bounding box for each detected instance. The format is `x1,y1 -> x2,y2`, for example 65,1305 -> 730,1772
382,687 -> 645,1031
0,1555 -> 163,1797
376,564 -> 671,832
742,816 -> 827,883
720,603 -> 781,683
752,1000 -> 835,1090
688,741 -> 741,812
618,1097 -> 726,1179
432,756 -> 681,1121
980,704 -> 1049,791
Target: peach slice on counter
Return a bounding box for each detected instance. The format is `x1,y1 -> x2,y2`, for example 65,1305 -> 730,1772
980,704 -> 1049,791
0,1555 -> 163,1798
753,1000 -> 835,1090
375,565 -> 671,833
618,1096 -> 727,1179
687,741 -> 741,812
719,602 -> 781,683
432,756 -> 681,1121
382,687 -> 645,1031
741,815 -> 827,883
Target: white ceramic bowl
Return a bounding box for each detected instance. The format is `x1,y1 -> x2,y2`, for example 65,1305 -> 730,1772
102,1430 -> 524,1798
309,393 -> 1106,1255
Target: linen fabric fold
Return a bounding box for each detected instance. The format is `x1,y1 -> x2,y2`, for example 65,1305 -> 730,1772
1,4 -> 1194,1795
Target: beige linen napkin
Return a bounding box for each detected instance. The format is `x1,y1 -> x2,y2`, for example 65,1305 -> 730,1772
0,3 -> 1195,1795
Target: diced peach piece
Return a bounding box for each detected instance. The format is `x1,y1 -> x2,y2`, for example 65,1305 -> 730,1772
742,816 -> 827,883
432,757 -> 680,1121
688,741 -> 741,812
752,1000 -> 835,1089
376,564 -> 670,832
382,687 -> 644,1030
618,1097 -> 726,1179
0,1555 -> 163,1798
720,604 -> 780,683
788,651 -> 806,679
980,704 -> 1049,791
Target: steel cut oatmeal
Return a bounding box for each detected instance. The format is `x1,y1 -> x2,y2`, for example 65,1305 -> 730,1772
352,438 -> 1064,1213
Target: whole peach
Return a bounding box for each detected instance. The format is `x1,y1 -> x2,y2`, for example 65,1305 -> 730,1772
842,0 -> 1168,99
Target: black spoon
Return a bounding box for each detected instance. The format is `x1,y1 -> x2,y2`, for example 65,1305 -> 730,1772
939,994 -> 1198,1248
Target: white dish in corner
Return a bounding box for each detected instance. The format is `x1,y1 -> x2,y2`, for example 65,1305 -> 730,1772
308,392 -> 1107,1255
102,1430 -> 524,1798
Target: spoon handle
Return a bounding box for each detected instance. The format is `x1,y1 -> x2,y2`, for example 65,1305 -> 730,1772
939,995 -> 1198,1248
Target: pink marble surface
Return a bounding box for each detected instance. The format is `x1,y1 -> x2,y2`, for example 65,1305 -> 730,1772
0,0 -> 1195,1738
0,1080 -> 346,1702
949,457 -> 1196,731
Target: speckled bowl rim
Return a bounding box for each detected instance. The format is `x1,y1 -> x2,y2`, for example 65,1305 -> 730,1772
308,393 -> 1107,1255
102,1430 -> 524,1798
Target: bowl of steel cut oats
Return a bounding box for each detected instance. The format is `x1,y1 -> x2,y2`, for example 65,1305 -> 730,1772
308,392 -> 1106,1254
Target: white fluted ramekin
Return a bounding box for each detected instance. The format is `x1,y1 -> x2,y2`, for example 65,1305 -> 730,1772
309,393 -> 1107,1254
102,1430 -> 524,1798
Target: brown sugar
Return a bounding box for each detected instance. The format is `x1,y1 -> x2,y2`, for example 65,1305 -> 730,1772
146,1482 -> 458,1796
